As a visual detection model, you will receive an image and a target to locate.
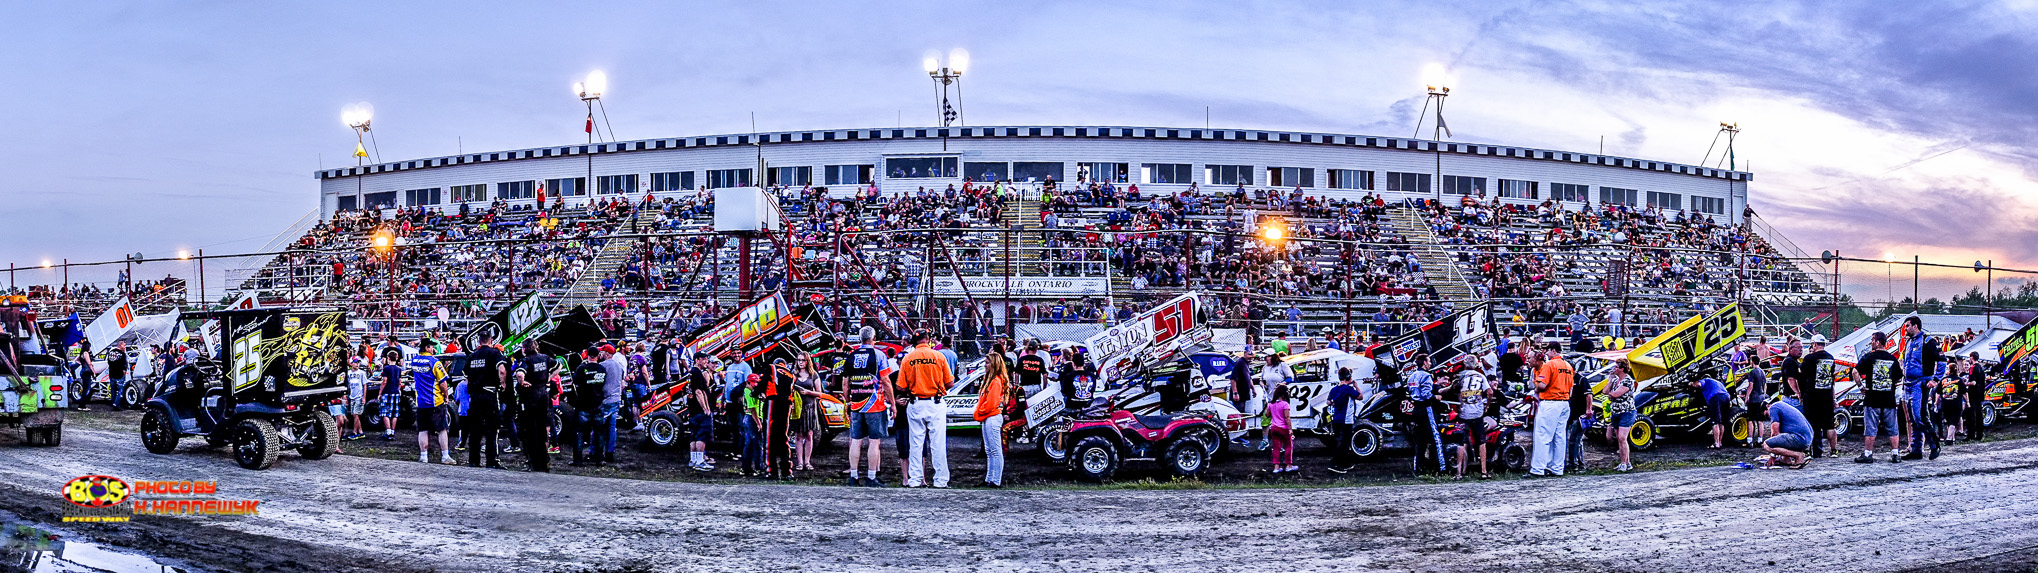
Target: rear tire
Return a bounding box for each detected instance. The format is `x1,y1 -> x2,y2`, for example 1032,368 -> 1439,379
643,412 -> 682,449
141,406 -> 180,454
1628,416 -> 1657,451
1349,426 -> 1382,458
1981,403 -> 1999,428
232,419 -> 280,470
1502,443 -> 1530,472
120,383 -> 143,411
1067,436 -> 1119,482
1039,424 -> 1070,463
1727,412 -> 1751,443
298,412 -> 339,460
1832,411 -> 1853,437
1161,438 -> 1209,478
1177,426 -> 1223,459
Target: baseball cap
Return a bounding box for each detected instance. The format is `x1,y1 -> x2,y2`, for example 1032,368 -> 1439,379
599,344 -> 616,354
1809,334 -> 1829,344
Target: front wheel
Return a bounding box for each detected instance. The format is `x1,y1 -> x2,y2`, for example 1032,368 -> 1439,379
298,411 -> 339,460
1832,411 -> 1853,437
1067,436 -> 1120,482
232,419 -> 281,470
1981,403 -> 1999,428
141,406 -> 180,454
1161,438 -> 1209,478
1349,426 -> 1383,459
1502,443 -> 1530,472
1629,416 -> 1657,451
643,412 -> 682,449
1039,424 -> 1070,463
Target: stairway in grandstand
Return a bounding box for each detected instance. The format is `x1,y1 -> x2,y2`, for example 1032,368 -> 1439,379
1385,207 -> 1477,301
1006,192 -> 1047,279
557,207 -> 663,310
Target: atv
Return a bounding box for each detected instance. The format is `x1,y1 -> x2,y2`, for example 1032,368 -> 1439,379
1063,408 -> 1224,482
139,308 -> 350,470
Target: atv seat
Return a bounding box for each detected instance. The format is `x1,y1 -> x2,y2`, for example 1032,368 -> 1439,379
1134,415 -> 1177,430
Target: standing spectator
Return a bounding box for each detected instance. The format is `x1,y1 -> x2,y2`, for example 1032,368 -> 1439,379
516,347 -> 557,472
1940,355 -> 1966,444
684,356 -> 718,472
1763,399 -> 1813,469
409,349 -> 454,464
70,354 -> 95,411
1855,333 -> 1904,463
973,354 -> 1013,487
568,352 -> 609,467
1800,335 -> 1840,458
1964,352 -> 1989,441
1566,354 -> 1591,472
1326,367 -> 1362,475
737,374 -> 766,476
792,355 -> 824,472
1268,384 -> 1296,473
1901,321 -> 1942,461
598,344 -> 628,465
1696,373 -> 1732,449
344,358 -> 368,440
1529,346 -> 1575,477
107,342 -> 130,410
1601,359 -> 1638,472
1455,362 -> 1495,479
379,353 -> 405,440
1406,354 -> 1445,474
837,327 -> 894,487
897,330 -> 955,489
763,358 -> 798,480
1741,353 -> 1772,448
464,332 -> 508,469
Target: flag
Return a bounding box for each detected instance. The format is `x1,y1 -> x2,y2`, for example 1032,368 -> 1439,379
354,142 -> 368,158
585,113 -> 594,134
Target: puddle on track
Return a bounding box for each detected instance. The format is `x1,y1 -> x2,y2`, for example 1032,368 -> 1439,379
1,514 -> 207,573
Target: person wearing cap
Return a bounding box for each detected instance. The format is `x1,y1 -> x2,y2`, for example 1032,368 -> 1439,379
597,343 -> 628,465
1855,332 -> 1905,463
1799,334 -> 1839,458
897,330 -> 955,488
836,326 -> 895,487
343,356 -> 369,440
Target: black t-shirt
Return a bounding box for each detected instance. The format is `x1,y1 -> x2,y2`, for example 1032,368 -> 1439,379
650,344 -> 672,384
571,362 -> 609,410
1800,351 -> 1835,396
1857,350 -> 1901,409
1968,364 -> 1990,398
1777,356 -> 1801,398
466,346 -> 507,393
517,354 -> 555,404
108,353 -> 129,378
687,370 -> 716,415
1016,353 -> 1047,388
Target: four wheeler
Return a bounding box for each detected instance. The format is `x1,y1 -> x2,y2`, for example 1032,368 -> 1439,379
140,308 -> 350,470
1063,408 -> 1224,482
2,353 -> 71,446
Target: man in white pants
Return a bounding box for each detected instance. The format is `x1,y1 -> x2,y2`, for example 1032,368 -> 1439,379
1529,347 -> 1577,477
896,331 -> 955,488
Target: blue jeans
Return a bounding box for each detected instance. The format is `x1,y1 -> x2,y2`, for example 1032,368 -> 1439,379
739,414 -> 764,473
1907,384 -> 1938,453
110,377 -> 131,409
600,402 -> 620,458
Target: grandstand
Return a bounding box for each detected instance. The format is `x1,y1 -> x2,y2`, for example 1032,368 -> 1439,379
76,124 -> 1820,349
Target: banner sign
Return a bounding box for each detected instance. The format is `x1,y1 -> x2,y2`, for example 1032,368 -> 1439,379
2000,316 -> 2038,368
1627,303 -> 1745,381
1082,293 -> 1204,383
1383,303 -> 1494,369
83,297 -> 135,354
462,292 -> 554,354
929,277 -> 1107,297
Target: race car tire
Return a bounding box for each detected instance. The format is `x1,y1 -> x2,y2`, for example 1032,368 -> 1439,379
120,384 -> 143,411
1068,436 -> 1119,482
1981,403 -> 1998,428
298,412 -> 339,461
141,406 -> 180,454
1040,425 -> 1070,463
1176,426 -> 1224,459
1161,438 -> 1208,478
1502,442 -> 1530,472
643,412 -> 682,449
1832,411 -> 1853,437
1727,411 -> 1751,443
1628,416 -> 1657,451
232,419 -> 280,471
1349,426 -> 1383,459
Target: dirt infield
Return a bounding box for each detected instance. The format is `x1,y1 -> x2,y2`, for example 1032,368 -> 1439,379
4,418 -> 2038,572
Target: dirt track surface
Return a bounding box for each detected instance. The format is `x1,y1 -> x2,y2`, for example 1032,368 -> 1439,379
3,428 -> 2038,573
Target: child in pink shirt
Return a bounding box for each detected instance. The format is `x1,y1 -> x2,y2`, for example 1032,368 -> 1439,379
1269,385 -> 1296,473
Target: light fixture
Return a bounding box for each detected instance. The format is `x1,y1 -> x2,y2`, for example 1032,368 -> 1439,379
177,250 -> 190,260
922,50 -> 941,74
924,50 -> 968,128
1261,220 -> 1286,243
577,70 -> 608,100
41,261 -> 50,269
1421,63 -> 1452,94
342,102 -> 374,129
948,48 -> 970,74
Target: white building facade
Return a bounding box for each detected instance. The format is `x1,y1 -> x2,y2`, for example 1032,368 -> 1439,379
316,125 -> 1751,222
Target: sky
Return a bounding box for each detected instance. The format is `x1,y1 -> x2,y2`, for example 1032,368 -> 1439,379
1,0 -> 2034,304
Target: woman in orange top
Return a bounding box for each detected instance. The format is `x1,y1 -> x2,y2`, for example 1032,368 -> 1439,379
974,354 -> 1015,488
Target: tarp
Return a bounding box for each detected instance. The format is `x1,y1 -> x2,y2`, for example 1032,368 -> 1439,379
1829,312 -> 1916,367
116,309 -> 182,348
1211,328 -> 1249,353
1951,325 -> 2018,365
1626,303 -> 1745,381
82,297 -> 135,353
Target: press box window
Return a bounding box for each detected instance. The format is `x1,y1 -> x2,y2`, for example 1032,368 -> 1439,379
1441,175 -> 1484,195
364,191 -> 398,210
1549,183 -> 1589,202
885,157 -> 957,178
1646,191 -> 1682,210
650,171 -> 694,192
1080,162 -> 1129,183
707,169 -> 753,189
1142,163 -> 1192,184
1600,186 -> 1639,206
1329,170 -> 1373,190
1692,196 -> 1726,214
404,188 -> 442,206
597,174 -> 638,195
543,177 -> 584,197
1384,172 -> 1430,193
498,180 -> 536,200
1206,165 -> 1253,185
767,166 -> 812,187
450,184 -> 487,203
1012,161 -> 1063,182
1497,179 -> 1537,200
826,165 -> 875,185
1268,167 -> 1315,188
337,195 -> 358,211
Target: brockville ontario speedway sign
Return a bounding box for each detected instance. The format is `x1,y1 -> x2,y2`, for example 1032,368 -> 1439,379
928,277 -> 1108,297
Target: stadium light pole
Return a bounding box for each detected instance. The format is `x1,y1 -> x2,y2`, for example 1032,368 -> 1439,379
576,71 -> 609,205
924,49 -> 967,128
342,103 -> 374,213
1976,260 -> 1993,326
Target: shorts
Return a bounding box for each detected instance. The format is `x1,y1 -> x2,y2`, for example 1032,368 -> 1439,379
1611,411 -> 1636,428
1706,396 -> 1733,428
417,404 -> 452,433
348,395 -> 366,415
328,403 -> 348,417
1864,407 -> 1899,438
848,410 -> 890,440
689,414 -> 714,444
380,394 -> 404,419
1453,417 -> 1488,445
1765,432 -> 1809,452
1745,399 -> 1769,421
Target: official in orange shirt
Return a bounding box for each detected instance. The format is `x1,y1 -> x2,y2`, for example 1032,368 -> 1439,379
896,330 -> 955,488
1530,345 -> 1576,477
